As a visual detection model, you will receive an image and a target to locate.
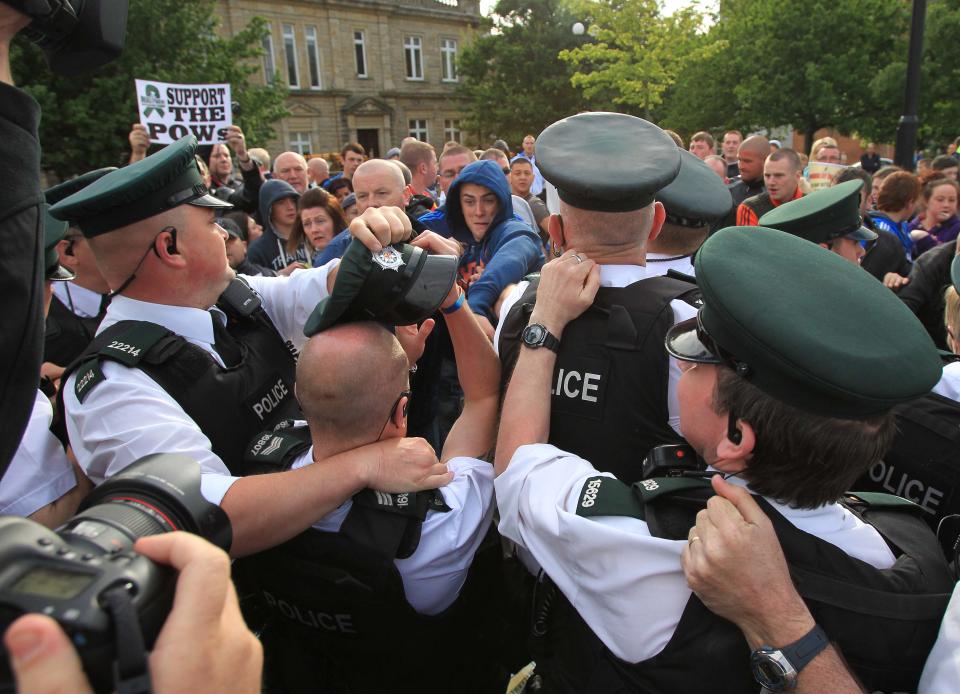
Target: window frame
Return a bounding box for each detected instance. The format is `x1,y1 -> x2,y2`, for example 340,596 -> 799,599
440,37 -> 458,82
305,25 -> 322,89
282,23 -> 300,89
404,35 -> 424,81
408,119 -> 429,142
354,30 -> 368,78
262,23 -> 276,84
290,131 -> 312,156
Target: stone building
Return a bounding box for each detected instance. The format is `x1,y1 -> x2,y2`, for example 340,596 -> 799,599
214,0 -> 483,160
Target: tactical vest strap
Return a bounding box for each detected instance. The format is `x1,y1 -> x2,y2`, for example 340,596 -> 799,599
93,321 -> 171,366
576,476 -> 644,519
244,426 -> 313,472
352,488 -> 451,520
73,358 -> 106,404
845,491 -> 925,512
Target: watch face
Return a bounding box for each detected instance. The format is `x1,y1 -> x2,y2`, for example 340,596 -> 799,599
750,650 -> 794,692
523,324 -> 546,346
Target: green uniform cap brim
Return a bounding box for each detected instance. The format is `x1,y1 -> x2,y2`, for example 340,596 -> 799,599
759,180 -> 873,245
42,202 -> 74,281
304,239 -> 458,336
536,112 -> 681,212
686,226 -> 942,419
49,136 -> 232,238
952,255 -> 960,292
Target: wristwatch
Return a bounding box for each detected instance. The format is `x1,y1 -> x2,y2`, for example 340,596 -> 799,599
521,323 -> 560,354
750,624 -> 829,691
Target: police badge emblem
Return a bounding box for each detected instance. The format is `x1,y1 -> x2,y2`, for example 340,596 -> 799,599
372,245 -> 405,271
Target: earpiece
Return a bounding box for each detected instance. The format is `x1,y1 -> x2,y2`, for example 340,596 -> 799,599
166,229 -> 178,255
727,411 -> 742,445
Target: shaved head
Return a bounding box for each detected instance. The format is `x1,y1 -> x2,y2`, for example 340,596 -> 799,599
559,200 -> 656,248
88,206 -> 187,286
296,323 -> 409,450
739,135 -> 770,156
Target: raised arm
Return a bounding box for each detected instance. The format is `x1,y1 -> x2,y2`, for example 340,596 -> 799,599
494,250 -> 599,476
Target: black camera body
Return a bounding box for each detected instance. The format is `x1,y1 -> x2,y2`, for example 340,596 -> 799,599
640,443 -> 706,480
0,453 -> 231,692
5,0 -> 128,76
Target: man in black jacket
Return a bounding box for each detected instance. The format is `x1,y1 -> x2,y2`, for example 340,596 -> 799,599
0,5 -> 45,475
898,240 -> 957,350
717,134 -> 768,229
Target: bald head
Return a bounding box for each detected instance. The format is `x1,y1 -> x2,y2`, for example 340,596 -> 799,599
353,160 -> 406,212
296,323 -> 409,449
307,158 -> 329,185
737,135 -> 770,184
274,152 -> 309,193
739,135 -> 770,156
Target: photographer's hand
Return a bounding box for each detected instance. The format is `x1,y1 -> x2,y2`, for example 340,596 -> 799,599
4,532 -> 262,694
135,532 -> 262,694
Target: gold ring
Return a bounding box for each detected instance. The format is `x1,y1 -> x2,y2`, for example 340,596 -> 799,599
689,535 -> 701,544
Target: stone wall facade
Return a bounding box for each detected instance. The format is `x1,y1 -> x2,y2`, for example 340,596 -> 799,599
214,0 -> 482,162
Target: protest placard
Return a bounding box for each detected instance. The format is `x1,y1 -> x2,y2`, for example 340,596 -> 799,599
805,161 -> 847,192
135,79 -> 232,145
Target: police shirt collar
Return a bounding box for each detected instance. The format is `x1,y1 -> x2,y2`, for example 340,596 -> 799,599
598,264 -> 661,287
100,296 -> 217,349
52,281 -> 104,319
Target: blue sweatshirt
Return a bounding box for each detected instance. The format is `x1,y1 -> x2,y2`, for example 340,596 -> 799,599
440,160 -> 544,321
247,179 -> 309,271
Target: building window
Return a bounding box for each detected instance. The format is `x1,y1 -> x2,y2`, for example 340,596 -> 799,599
443,119 -> 462,143
282,24 -> 299,88
404,36 -> 423,80
290,132 -> 312,155
354,30 -> 367,78
305,26 -> 322,89
262,24 -> 276,83
408,119 -> 428,142
441,38 -> 458,82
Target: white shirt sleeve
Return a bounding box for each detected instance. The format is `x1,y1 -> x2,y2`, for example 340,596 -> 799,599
63,362 -> 239,506
931,362 -> 960,404
493,280 -> 528,356
0,392 -> 77,517
243,260 -> 338,352
667,298 -> 699,435
395,457 -> 495,616
495,443 -> 691,663
919,581 -> 960,693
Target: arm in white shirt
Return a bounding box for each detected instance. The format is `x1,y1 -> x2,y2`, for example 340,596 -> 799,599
395,457 -> 494,615
495,444 -> 691,662
64,361 -> 447,558
242,259 -> 339,352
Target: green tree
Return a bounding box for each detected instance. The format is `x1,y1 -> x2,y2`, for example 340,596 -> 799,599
559,0 -> 722,121
12,0 -> 288,179
664,0 -> 909,151
457,0 -> 590,147
862,0 -> 960,150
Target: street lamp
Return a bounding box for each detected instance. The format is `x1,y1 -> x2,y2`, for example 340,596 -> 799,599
894,0 -> 927,170
572,21 -> 585,35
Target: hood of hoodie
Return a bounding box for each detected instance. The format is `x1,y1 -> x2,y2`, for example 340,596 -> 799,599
258,179 -> 301,239
445,160 -> 516,244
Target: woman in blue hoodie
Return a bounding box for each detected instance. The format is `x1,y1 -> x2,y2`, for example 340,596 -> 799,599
444,159 -> 544,336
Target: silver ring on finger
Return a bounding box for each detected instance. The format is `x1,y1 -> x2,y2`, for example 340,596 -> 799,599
573,253 -> 584,264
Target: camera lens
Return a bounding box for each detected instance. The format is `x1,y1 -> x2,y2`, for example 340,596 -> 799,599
60,498 -> 177,554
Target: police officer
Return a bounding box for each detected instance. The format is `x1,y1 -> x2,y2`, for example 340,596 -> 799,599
645,149 -> 732,276
497,113 -> 728,483
242,238 -> 503,693
758,179 -> 878,265
1,203 -> 91,528
43,168 -> 115,368
494,226 -> 953,693
49,135 -> 449,558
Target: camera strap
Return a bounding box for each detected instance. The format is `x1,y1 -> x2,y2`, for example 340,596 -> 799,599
102,585 -> 153,694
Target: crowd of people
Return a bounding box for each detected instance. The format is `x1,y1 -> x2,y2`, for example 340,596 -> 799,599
2,3 -> 960,692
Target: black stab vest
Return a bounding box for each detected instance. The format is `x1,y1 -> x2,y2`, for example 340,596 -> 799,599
498,275 -> 701,483
235,424 -> 504,694
60,279 -> 301,474
537,478 -> 955,694
44,293 -> 104,367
